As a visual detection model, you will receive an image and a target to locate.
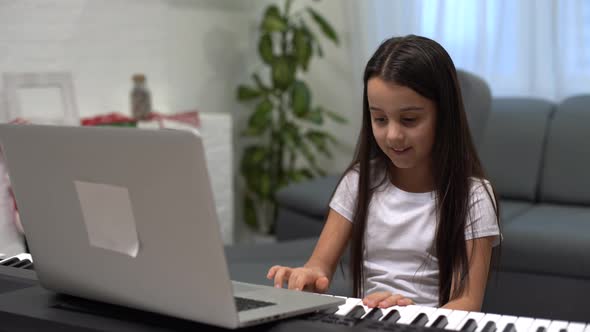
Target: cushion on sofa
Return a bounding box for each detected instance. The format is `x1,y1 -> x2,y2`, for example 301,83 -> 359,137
500,204 -> 590,279
275,175 -> 340,218
540,95 -> 590,205
498,199 -> 533,225
479,98 -> 554,201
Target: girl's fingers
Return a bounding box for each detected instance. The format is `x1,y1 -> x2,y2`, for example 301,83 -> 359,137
314,276 -> 330,293
287,271 -> 300,290
273,267 -> 291,288
363,291 -> 392,307
378,294 -> 405,308
267,265 -> 281,279
396,297 -> 414,306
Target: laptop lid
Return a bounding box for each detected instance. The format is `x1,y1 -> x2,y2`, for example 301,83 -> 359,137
0,124 -> 240,328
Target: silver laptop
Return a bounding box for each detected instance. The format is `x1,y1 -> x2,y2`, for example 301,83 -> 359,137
0,124 -> 344,329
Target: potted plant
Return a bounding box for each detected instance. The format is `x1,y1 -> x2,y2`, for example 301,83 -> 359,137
236,0 -> 346,234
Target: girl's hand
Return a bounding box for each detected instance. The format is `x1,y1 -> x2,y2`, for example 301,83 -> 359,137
266,265 -> 330,293
362,291 -> 414,308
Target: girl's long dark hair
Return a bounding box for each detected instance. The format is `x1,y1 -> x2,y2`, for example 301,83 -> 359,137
343,35 -> 500,306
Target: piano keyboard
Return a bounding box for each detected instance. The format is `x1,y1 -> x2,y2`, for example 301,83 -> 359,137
0,253 -> 34,270
306,295 -> 590,332
1,253 -> 588,332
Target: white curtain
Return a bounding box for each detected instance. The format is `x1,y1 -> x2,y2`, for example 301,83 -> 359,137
349,0 -> 590,101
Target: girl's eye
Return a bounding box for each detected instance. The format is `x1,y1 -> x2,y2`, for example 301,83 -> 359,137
373,117 -> 386,123
402,118 -> 417,123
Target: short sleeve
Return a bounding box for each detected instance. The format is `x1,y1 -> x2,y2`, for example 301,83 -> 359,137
329,170 -> 359,223
465,179 -> 502,246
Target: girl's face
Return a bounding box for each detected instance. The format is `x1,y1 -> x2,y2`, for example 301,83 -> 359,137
367,77 -> 437,172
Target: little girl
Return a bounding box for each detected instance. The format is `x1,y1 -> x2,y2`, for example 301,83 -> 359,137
267,35 -> 500,311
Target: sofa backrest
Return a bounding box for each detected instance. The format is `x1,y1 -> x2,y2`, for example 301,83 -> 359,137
539,95 -> 590,205
479,98 -> 554,201
457,69 -> 492,149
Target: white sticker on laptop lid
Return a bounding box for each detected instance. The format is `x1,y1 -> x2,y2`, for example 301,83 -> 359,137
74,181 -> 140,257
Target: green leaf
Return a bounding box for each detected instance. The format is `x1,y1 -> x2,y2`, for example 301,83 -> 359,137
306,7 -> 339,45
291,81 -> 311,117
252,73 -> 269,92
237,85 -> 262,101
262,5 -> 287,32
259,173 -> 272,198
240,145 -> 268,173
323,108 -> 347,123
304,108 -> 323,125
247,99 -> 273,134
293,28 -> 312,71
301,23 -> 324,58
243,195 -> 258,229
280,122 -> 301,148
258,34 -> 274,64
272,56 -> 296,90
305,130 -> 333,158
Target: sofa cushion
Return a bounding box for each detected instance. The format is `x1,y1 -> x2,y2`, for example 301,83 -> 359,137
499,199 -> 533,225
540,95 -> 590,204
479,98 -> 554,201
500,204 -> 590,279
275,175 -> 340,218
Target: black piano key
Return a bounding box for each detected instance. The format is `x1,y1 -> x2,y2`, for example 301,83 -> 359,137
381,309 -> 401,323
0,257 -> 19,266
345,305 -> 366,319
410,313 -> 429,326
559,329 -> 568,332
12,259 -> 32,268
321,306 -> 339,315
503,323 -> 517,332
363,308 -> 383,321
482,321 -> 497,332
536,327 -> 547,332
431,315 -> 449,329
461,318 -> 478,332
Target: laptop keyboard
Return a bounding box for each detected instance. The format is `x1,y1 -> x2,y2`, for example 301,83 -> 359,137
234,296 -> 276,312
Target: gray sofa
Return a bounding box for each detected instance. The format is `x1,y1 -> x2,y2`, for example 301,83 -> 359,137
257,95 -> 590,322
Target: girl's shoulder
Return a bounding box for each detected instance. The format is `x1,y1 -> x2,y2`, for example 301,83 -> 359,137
468,177 -> 496,203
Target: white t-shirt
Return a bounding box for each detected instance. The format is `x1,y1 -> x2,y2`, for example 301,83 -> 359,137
329,169 -> 500,307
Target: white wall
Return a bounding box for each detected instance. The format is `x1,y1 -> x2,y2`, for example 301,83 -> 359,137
0,0 -> 361,243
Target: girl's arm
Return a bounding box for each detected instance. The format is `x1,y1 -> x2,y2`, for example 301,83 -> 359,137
442,236 -> 495,311
304,208 -> 353,280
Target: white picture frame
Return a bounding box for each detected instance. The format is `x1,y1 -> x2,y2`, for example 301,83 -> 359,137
2,72 -> 79,125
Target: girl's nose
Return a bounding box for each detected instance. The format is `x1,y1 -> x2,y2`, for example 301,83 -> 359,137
386,123 -> 404,143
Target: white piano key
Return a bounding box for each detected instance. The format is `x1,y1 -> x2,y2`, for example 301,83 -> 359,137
0,253 -> 32,264
513,317 -> 536,332
333,297 -> 362,316
527,318 -> 552,332
446,310 -> 470,330
457,312 -> 487,331
475,313 -> 503,332
495,315 -> 518,332
396,305 -> 422,324
567,322 -> 587,332
426,308 -> 454,328
585,323 -> 590,332
548,320 -> 569,332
